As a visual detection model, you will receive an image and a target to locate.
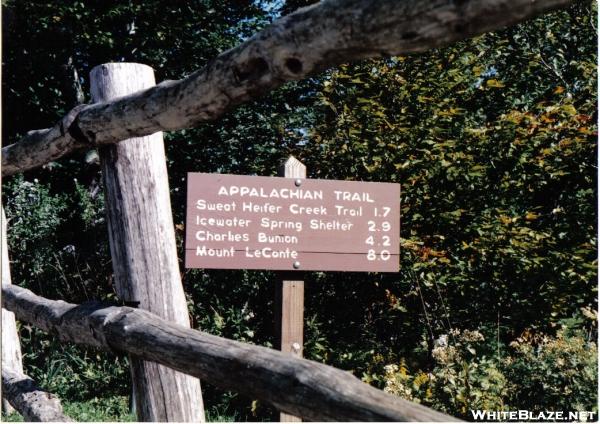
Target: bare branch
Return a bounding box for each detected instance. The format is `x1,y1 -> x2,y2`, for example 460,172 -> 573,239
2,367 -> 73,422
2,0 -> 573,176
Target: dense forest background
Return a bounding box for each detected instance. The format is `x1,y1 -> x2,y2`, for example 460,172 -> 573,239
2,0 -> 597,421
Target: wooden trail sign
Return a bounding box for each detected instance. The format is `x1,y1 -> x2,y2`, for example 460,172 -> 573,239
185,172 -> 400,272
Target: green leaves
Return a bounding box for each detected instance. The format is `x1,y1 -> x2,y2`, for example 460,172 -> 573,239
378,322 -> 597,418
301,0 -> 597,336
2,0 -> 596,419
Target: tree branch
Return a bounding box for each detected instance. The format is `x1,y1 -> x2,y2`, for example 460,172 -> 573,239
2,0 -> 573,176
2,367 -> 73,422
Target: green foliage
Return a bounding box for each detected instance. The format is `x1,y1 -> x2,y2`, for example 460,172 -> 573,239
1,412 -> 23,422
1,0 -> 597,421
204,405 -> 240,422
1,396 -> 135,422
2,169 -> 128,421
181,269 -> 279,421
62,396 -> 135,422
2,0 -> 267,138
380,329 -> 511,416
299,0 -> 597,347
379,319 -> 597,419
2,1 -> 277,419
506,319 -> 598,412
4,176 -> 67,281
427,330 -> 509,415
3,175 -> 112,302
19,324 -> 130,403
298,0 -> 597,417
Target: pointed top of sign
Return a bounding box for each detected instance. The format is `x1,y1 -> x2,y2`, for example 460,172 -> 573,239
281,156 -> 306,179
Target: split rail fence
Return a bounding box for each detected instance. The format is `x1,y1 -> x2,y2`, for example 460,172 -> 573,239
2,284 -> 455,422
1,0 -> 573,421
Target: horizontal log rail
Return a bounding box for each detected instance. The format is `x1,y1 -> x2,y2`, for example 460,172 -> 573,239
2,284 -> 459,422
1,0 -> 573,176
1,367 -> 73,422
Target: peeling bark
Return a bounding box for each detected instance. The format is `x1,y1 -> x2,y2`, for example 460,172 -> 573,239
1,367 -> 72,422
2,284 -> 459,422
2,0 -> 573,177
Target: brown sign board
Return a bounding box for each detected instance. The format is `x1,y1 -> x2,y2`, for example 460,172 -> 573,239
185,173 -> 400,272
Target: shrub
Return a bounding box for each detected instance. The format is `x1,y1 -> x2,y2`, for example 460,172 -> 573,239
506,321 -> 598,412
379,320 -> 597,418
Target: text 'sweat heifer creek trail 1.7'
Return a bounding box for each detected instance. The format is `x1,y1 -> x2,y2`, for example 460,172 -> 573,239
185,173 -> 400,272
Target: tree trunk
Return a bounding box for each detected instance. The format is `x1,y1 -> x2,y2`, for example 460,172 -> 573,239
1,207 -> 24,415
91,63 -> 204,422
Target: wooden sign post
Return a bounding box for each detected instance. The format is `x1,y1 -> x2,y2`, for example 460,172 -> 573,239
277,157 -> 306,422
184,158 -> 400,421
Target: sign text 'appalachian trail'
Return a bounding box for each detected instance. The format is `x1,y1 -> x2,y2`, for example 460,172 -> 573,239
185,173 -> 400,272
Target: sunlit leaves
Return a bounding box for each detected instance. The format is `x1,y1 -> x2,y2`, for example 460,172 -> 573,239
301,0 -> 597,339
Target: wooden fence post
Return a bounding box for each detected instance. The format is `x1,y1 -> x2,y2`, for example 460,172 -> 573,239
91,63 -> 204,422
276,156 -> 305,422
1,207 -> 24,415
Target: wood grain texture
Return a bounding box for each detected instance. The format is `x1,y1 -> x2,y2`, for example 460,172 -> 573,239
92,63 -> 204,422
2,285 -> 460,422
278,280 -> 304,422
2,0 -> 574,176
1,207 -> 24,415
278,157 -> 306,422
2,367 -> 72,422
279,282 -> 305,358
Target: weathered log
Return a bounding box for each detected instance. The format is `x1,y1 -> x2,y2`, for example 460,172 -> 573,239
2,0 -> 573,177
92,62 -> 205,422
2,285 -> 459,422
1,367 -> 72,422
1,207 -> 24,414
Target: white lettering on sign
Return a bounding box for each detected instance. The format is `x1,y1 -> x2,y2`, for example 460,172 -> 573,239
196,230 -> 249,242
186,173 -> 400,272
245,246 -> 299,259
309,219 -> 354,231
260,218 -> 302,232
257,233 -> 299,244
333,191 -> 375,202
219,186 -> 323,200
196,199 -> 236,212
289,204 -> 327,215
196,216 -> 251,228
196,246 -> 235,257
334,205 -> 363,216
242,202 -> 282,214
